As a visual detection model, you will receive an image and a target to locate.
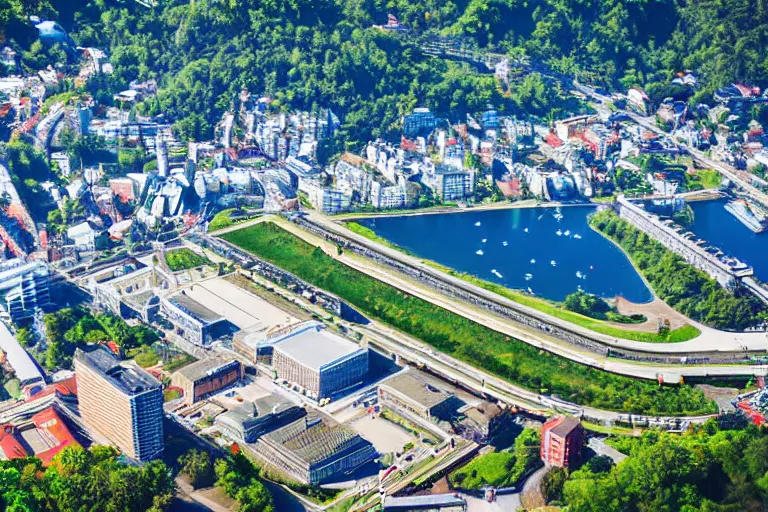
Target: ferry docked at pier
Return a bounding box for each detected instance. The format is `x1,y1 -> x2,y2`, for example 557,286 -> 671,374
725,198 -> 767,234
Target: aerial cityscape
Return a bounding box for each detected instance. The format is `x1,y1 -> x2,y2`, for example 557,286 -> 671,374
1,1 -> 768,511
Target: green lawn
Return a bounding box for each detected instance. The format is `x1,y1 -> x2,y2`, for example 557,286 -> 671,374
163,354 -> 197,373
220,222 -> 716,416
208,209 -> 237,232
450,429 -> 541,489
163,388 -> 182,402
3,378 -> 21,399
134,348 -> 160,368
344,222 -> 700,344
696,169 -> 723,189
165,248 -> 211,271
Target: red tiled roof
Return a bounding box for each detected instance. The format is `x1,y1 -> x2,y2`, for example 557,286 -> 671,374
545,133 -> 563,147
0,425 -> 27,460
496,179 -> 522,198
31,407 -> 78,464
28,376 -> 77,402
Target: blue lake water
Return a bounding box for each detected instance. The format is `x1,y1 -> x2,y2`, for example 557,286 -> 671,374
356,206 -> 654,303
689,199 -> 768,282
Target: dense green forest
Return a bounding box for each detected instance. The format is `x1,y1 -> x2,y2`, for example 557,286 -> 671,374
221,221 -> 716,415
0,445 -> 174,511
2,0 -> 767,150
561,417 -> 768,511
39,307 -> 159,370
591,210 -> 768,331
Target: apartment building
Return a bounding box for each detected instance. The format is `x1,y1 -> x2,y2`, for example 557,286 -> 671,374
540,416 -> 584,468
74,347 -> 164,462
0,259 -> 52,323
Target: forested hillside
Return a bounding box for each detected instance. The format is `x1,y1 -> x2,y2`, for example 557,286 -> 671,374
2,0 -> 767,147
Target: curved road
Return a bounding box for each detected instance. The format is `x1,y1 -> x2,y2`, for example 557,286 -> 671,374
298,212 -> 768,356
213,215 -> 767,381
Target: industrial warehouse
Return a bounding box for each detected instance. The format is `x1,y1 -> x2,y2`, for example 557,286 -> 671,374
236,321 -> 370,401
170,355 -> 243,404
254,416 -> 377,485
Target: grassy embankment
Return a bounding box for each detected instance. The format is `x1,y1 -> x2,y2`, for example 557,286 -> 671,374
696,169 -> 724,189
221,222 -> 716,416
207,209 -> 261,233
449,429 -> 541,490
165,248 -> 211,271
345,222 -> 700,343
590,210 -> 768,331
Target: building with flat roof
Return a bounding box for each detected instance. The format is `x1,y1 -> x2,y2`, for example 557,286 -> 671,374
88,261 -> 171,323
541,416 -> 584,469
271,322 -> 369,400
254,417 -> 377,485
378,371 -> 463,423
403,108 -> 438,139
216,395 -> 307,443
0,321 -> 44,393
74,346 -> 163,462
421,165 -> 475,201
170,355 -> 243,404
160,291 -> 232,345
0,259 -> 51,323
383,494 -> 467,511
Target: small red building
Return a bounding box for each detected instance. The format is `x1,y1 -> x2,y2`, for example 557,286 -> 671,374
540,416 -> 584,468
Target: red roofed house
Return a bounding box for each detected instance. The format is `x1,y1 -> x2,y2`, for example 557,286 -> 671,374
495,178 -> 522,199
0,406 -> 79,465
30,407 -> 78,464
545,132 -> 563,148
0,424 -> 28,459
540,416 -> 584,468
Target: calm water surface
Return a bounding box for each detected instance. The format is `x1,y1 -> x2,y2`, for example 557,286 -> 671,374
689,199 -> 768,282
357,206 -> 653,303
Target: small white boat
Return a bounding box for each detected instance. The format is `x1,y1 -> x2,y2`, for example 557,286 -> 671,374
527,287 -> 534,295
530,259 -> 536,264
524,228 -> 529,233
475,221 -> 481,227
537,215 -> 544,221
564,230 -> 571,237
492,270 -> 503,278
524,273 -> 533,281
482,238 -> 487,243
476,249 -> 484,255
573,234 -> 582,239
556,230 -> 563,236
590,265 -> 594,270
576,271 -> 583,279
551,260 -> 557,267
502,241 -> 508,246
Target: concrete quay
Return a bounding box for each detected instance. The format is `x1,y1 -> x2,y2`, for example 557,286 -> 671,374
616,195 -> 753,289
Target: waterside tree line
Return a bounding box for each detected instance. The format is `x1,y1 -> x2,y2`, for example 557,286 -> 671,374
590,209 -> 768,332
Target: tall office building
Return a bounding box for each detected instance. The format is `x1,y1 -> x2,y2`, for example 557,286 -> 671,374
0,259 -> 51,323
74,347 -> 164,462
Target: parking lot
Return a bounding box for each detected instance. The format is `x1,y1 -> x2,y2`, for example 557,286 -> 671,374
350,415 -> 415,455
